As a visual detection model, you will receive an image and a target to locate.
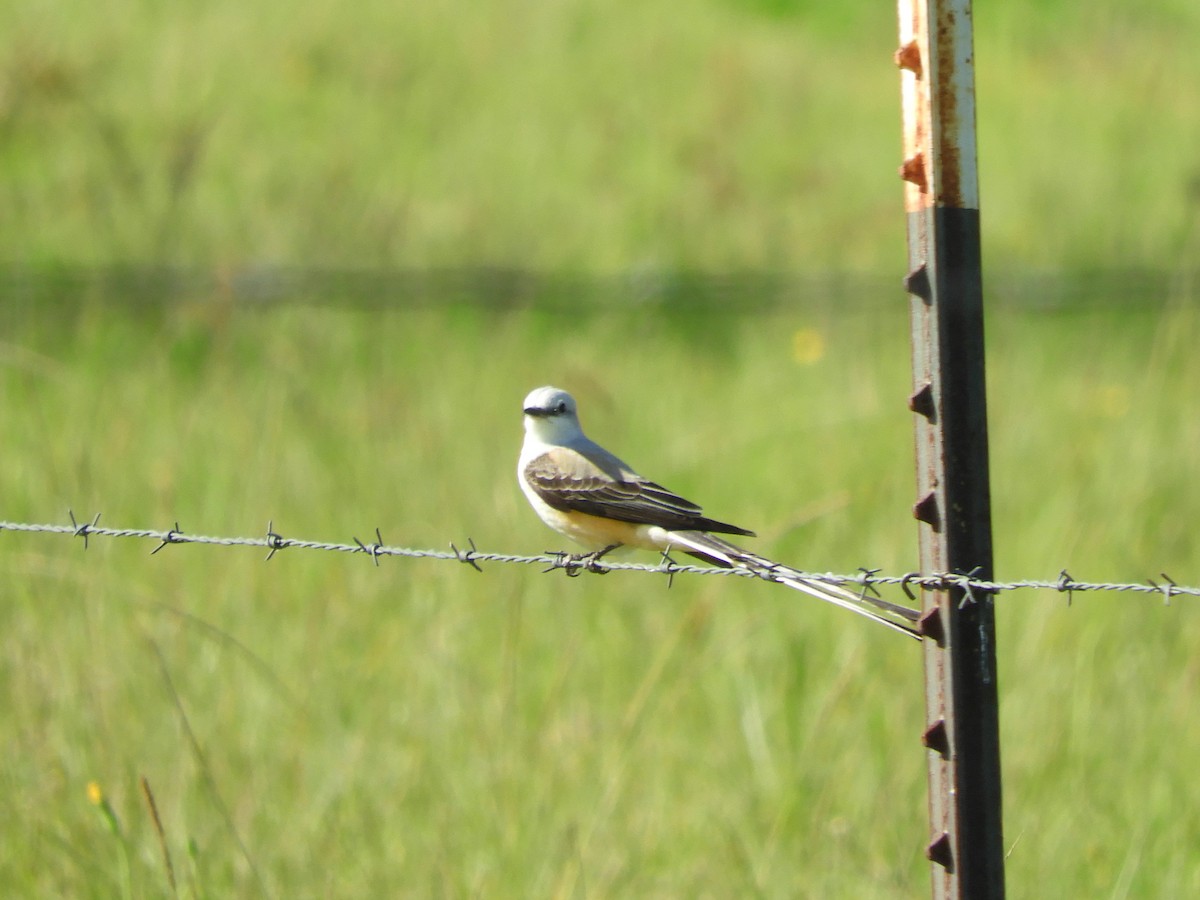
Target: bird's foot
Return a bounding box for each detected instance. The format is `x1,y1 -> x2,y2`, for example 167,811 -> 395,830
545,544 -> 620,577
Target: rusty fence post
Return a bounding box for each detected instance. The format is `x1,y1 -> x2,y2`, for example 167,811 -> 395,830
896,1 -> 1006,898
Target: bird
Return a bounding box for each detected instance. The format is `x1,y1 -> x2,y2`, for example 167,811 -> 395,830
517,386 -> 920,639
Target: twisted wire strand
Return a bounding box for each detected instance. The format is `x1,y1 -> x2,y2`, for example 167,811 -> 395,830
1,515 -> 1196,600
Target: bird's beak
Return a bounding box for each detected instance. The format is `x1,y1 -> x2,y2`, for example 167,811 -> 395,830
524,406 -> 548,417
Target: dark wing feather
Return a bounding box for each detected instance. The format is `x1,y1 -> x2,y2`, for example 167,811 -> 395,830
524,448 -> 755,537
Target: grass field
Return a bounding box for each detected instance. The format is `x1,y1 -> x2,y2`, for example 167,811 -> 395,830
2,291 -> 1199,897
2,0 -> 1199,272
3,0 -> 1200,896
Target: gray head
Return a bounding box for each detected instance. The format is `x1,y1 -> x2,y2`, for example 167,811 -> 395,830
522,386 -> 584,441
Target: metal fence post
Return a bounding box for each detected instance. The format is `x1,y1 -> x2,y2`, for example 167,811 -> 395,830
895,1 -> 1006,898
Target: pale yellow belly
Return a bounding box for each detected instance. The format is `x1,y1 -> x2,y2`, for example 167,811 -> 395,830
538,505 -> 661,552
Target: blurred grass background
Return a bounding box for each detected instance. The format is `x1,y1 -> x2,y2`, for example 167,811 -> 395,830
3,0 -> 1198,270
2,0 -> 1199,896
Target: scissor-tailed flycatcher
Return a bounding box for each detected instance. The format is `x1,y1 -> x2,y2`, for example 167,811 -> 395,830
518,386 -> 920,639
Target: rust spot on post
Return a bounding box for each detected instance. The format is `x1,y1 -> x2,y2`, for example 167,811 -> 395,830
930,5 -> 977,209
900,152 -> 928,192
913,490 -> 940,528
895,40 -> 923,76
918,605 -> 946,646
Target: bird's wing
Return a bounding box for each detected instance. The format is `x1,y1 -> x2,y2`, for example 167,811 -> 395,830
523,446 -> 753,535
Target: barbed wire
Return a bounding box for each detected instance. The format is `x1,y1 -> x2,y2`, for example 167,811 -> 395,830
0,513 -> 1197,603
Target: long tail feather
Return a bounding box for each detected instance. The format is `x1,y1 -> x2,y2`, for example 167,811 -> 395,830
665,530 -> 922,640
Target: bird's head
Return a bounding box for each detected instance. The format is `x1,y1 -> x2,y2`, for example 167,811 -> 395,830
522,386 -> 584,441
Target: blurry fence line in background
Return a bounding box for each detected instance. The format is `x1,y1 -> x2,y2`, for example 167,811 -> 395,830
0,264 -> 1191,313
2,515 -> 1196,602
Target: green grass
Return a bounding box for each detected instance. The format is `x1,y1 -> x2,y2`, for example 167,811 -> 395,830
3,0 -> 1200,894
2,292 -> 1199,897
2,0 -> 1199,272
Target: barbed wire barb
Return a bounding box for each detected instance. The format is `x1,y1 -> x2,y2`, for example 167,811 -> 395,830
1149,573 -> 1177,606
955,566 -> 987,608
450,538 -> 484,573
151,522 -> 184,556
658,546 -> 680,588
70,509 -> 102,550
264,520 -> 287,562
1056,569 -> 1076,606
856,567 -> 884,602
352,528 -> 386,567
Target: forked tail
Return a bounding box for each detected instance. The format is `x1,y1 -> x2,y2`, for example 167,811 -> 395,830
665,530 -> 922,640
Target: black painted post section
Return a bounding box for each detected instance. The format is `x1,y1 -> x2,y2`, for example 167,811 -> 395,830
897,2 -> 1006,898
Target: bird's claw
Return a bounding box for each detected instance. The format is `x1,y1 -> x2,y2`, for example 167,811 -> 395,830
544,545 -> 619,576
